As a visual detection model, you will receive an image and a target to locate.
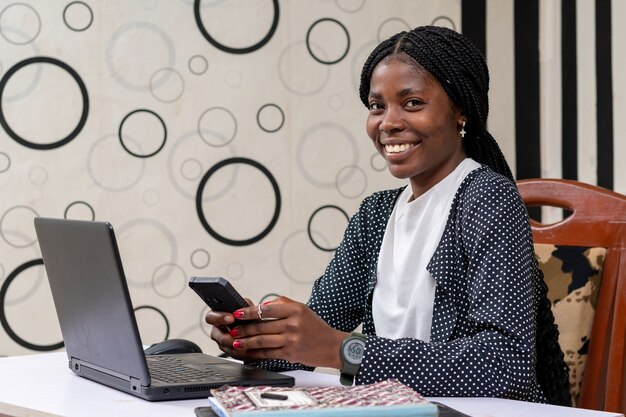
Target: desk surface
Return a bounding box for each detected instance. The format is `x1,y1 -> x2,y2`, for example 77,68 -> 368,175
0,352 -> 621,417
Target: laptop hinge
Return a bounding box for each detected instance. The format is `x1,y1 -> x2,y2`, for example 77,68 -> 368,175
129,377 -> 142,392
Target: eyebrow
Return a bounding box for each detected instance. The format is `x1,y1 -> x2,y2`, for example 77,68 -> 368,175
368,88 -> 425,100
398,87 -> 424,97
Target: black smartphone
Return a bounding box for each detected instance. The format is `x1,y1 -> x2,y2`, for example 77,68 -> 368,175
188,276 -> 249,327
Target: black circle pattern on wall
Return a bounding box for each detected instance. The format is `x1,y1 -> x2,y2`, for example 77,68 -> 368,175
2,40 -> 41,102
190,248 -> 211,269
0,259 -> 64,351
279,230 -> 332,284
296,122 -> 359,188
194,0 -> 279,54
64,201 -> 96,221
88,134 -> 146,192
151,263 -> 187,299
256,103 -> 285,133
335,0 -> 366,13
306,18 -> 350,65
197,107 -> 237,147
167,130 -> 238,201
431,16 -> 456,31
0,3 -> 41,45
149,67 -> 185,103
278,41 -> 330,95
63,1 -> 94,32
260,293 -> 280,304
118,109 -> 167,158
134,305 -> 170,340
196,157 -> 281,246
117,218 -> 178,289
377,17 -> 411,43
0,205 -> 39,248
335,165 -> 367,199
105,22 -> 175,92
0,152 -> 10,173
307,205 -> 349,252
188,54 -> 208,75
370,152 -> 387,172
0,57 -> 89,150
199,305 -> 211,338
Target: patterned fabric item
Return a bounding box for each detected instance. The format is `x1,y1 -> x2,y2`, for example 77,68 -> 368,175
534,244 -> 606,407
209,380 -> 434,414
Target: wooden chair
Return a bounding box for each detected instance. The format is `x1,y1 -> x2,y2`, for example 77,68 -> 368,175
517,178 -> 626,414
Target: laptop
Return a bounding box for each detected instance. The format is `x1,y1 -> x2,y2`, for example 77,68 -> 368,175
33,217 -> 294,401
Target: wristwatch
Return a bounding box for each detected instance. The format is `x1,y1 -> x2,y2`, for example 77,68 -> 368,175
339,332 -> 367,386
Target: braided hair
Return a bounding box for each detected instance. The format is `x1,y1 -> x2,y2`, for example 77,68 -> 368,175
359,26 -> 571,406
359,26 -> 513,180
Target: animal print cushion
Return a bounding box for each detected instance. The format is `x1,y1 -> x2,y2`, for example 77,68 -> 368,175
534,243 -> 606,407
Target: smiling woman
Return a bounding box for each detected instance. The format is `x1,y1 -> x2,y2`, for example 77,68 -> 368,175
365,57 -> 465,198
203,25 -> 571,407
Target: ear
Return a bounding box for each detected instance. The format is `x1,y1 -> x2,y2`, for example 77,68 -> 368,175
454,107 -> 466,125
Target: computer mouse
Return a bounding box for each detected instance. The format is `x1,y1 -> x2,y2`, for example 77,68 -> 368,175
144,338 -> 203,355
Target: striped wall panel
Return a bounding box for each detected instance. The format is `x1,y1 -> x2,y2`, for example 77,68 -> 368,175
462,0 -> 624,195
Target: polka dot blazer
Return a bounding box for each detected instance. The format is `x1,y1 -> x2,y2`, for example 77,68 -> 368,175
255,166 -> 546,402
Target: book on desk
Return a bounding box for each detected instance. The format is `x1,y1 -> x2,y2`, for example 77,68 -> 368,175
199,379 -> 438,416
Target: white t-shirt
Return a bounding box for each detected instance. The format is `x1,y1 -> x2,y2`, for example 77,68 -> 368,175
372,158 -> 481,341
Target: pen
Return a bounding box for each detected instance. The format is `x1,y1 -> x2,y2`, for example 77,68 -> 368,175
261,392 -> 288,401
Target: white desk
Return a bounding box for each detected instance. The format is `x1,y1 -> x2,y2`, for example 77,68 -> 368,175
0,352 -> 621,417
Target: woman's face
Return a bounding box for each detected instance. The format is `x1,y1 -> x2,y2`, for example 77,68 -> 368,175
365,57 -> 467,197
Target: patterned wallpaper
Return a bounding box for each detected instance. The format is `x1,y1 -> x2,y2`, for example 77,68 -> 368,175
0,0 -> 460,356
1,0 -> 624,357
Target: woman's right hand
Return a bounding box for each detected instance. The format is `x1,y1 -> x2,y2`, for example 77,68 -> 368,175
205,300 -> 256,361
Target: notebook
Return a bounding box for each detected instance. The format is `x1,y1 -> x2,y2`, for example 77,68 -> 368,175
33,217 -> 294,401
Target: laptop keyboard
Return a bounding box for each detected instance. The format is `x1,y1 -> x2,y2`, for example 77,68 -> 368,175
146,355 -> 230,384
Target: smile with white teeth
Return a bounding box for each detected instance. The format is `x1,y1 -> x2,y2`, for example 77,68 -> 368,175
384,143 -> 415,154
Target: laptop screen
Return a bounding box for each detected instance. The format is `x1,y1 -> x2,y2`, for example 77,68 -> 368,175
34,218 -> 151,385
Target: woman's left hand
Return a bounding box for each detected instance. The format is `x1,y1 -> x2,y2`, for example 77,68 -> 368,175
228,296 -> 348,369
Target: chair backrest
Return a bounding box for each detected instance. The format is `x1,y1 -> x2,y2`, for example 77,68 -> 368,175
517,178 -> 626,414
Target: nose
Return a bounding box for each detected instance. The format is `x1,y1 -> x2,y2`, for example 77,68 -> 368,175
379,105 -> 404,133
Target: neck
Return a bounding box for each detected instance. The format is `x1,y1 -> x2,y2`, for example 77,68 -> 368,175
409,154 -> 467,199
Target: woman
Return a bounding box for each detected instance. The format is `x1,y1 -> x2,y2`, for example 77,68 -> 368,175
206,26 -> 570,405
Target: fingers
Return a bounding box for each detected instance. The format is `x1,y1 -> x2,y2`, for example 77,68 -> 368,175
210,322 -> 232,346
205,295 -> 306,362
205,310 -> 235,327
232,334 -> 286,353
209,317 -> 262,361
232,296 -> 296,322
228,318 -> 281,339
203,296 -> 256,327
210,321 -> 282,361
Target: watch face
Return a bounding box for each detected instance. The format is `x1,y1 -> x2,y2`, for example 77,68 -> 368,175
342,339 -> 365,364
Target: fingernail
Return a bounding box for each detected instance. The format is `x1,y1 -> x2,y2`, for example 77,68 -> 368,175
229,328 -> 240,337
262,301 -> 272,305
233,340 -> 242,349
233,310 -> 244,319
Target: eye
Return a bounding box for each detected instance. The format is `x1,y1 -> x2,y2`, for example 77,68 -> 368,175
368,102 -> 384,111
405,99 -> 424,108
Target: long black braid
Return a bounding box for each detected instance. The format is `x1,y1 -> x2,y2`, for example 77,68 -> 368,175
359,26 -> 571,406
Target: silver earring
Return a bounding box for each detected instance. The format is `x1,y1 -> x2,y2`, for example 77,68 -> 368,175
460,120 -> 466,138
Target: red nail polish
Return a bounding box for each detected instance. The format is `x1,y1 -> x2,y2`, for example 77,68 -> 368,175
229,328 -> 240,337
262,301 -> 272,305
233,310 -> 244,319
233,340 -> 242,349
